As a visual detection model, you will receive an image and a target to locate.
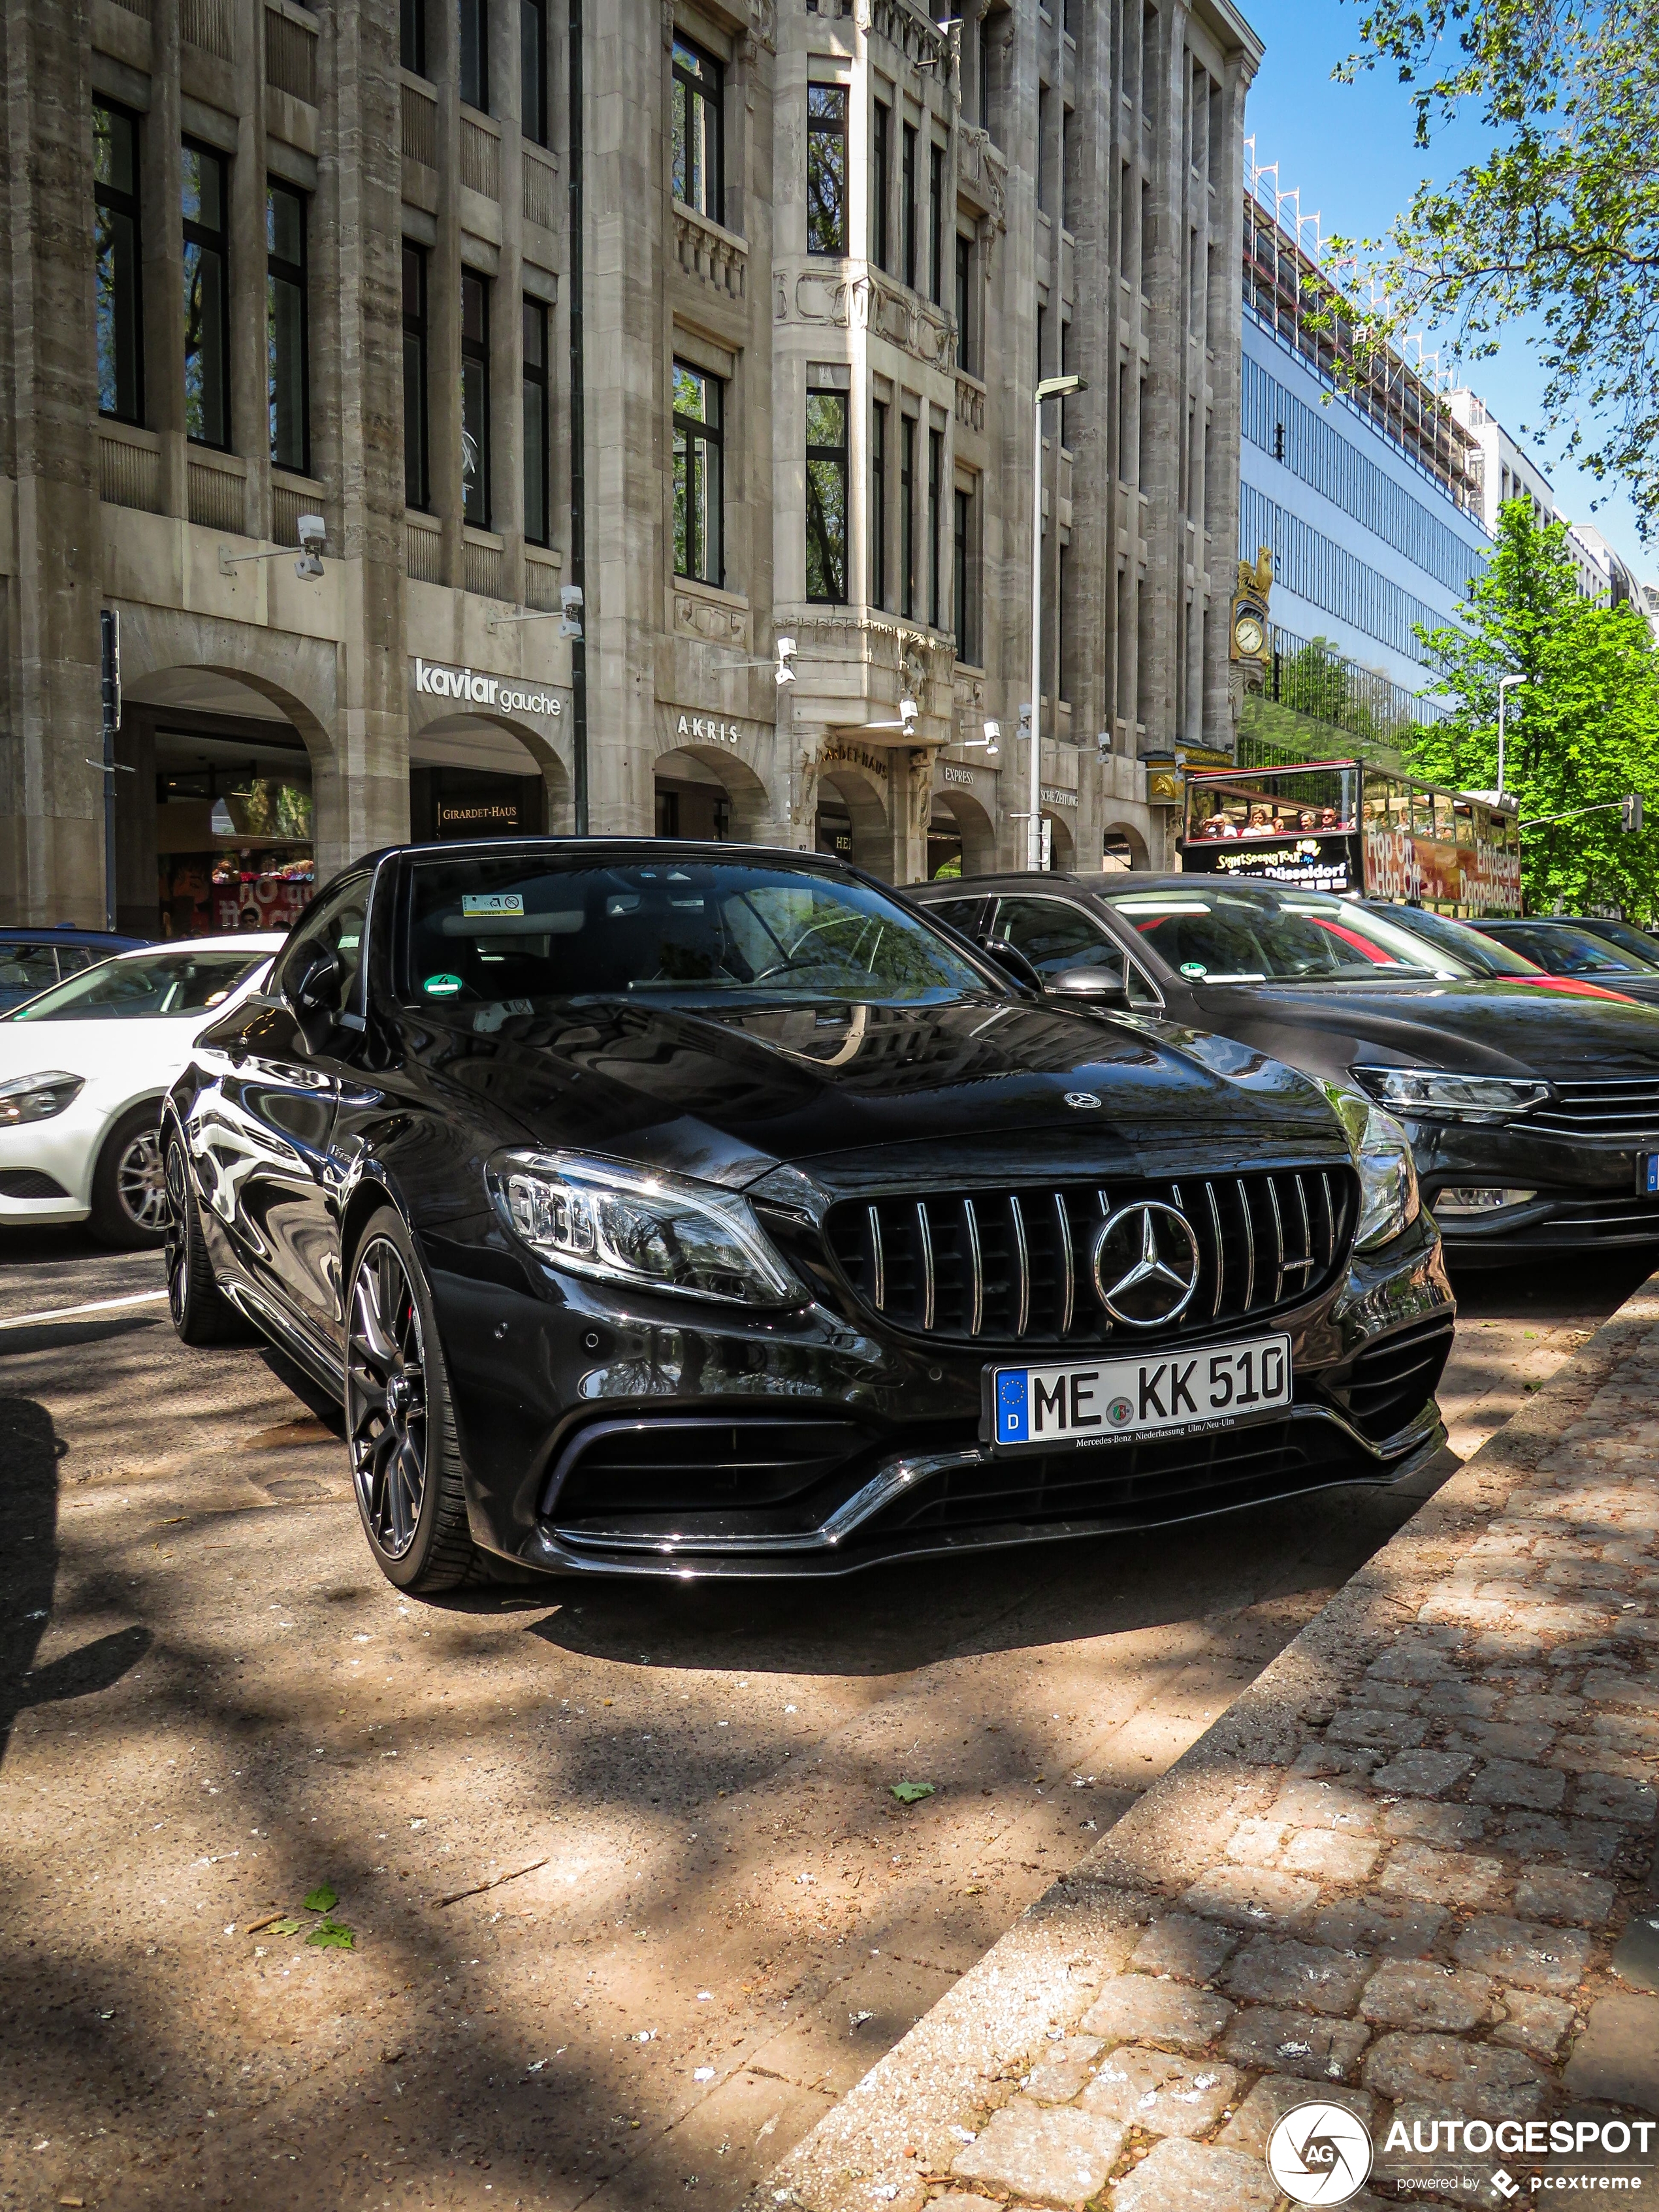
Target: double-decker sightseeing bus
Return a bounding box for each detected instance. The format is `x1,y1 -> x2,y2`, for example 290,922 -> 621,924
1179,758 -> 1522,917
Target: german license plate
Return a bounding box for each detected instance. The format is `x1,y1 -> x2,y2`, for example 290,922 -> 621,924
1639,1153 -> 1659,1196
989,1333 -> 1292,1451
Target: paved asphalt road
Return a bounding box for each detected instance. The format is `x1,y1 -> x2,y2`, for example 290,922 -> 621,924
1,1225 -> 1650,2212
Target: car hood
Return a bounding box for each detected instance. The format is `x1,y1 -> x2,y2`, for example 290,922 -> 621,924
0,1014 -> 217,1080
411,994 -> 1351,1192
1189,976 -> 1659,1078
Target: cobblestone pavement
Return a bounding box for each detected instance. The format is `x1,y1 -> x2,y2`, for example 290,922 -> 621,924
760,1274 -> 1659,2212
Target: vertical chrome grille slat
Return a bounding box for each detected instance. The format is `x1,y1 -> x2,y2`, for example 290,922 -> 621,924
1237,1178 -> 1255,1310
964,1197 -> 984,1338
1319,1171 -> 1335,1266
1267,1176 -> 1287,1303
1055,1192 -> 1074,1336
916,1200 -> 935,1331
1009,1194 -> 1031,1338
1295,1174 -> 1312,1276
1205,1181 -> 1224,1319
867,1204 -> 886,1311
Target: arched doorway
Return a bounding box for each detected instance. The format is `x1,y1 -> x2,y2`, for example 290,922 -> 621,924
409,713 -> 570,844
927,787 -> 998,880
653,743 -> 775,845
815,765 -> 890,876
1101,820 -> 1151,872
116,665 -> 332,938
1044,809 -> 1076,872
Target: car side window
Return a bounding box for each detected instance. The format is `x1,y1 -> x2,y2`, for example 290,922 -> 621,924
0,943 -> 61,994
57,946 -> 97,977
273,876 -> 372,1013
992,897 -> 1126,983
1124,960 -> 1161,1010
926,897 -> 986,938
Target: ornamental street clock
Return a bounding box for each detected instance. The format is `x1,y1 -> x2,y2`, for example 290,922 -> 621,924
1231,543 -> 1273,669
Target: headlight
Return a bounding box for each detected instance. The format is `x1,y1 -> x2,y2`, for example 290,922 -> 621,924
1351,1066 -> 1551,1125
1321,1084 -> 1422,1253
489,1149 -> 804,1309
0,1070 -> 85,1126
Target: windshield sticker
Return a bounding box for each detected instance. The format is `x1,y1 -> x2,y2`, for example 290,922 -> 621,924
462,892 -> 524,918
1180,962 -> 1206,977
423,973 -> 463,998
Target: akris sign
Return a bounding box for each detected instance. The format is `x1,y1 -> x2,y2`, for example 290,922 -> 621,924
412,658 -> 564,717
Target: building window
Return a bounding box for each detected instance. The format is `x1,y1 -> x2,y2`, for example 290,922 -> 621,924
1058,543 -> 1071,700
522,0 -> 547,146
927,426 -> 942,628
461,267 -> 491,525
460,0 -> 488,111
977,14 -> 992,133
805,389 -> 848,602
673,359 -> 724,586
182,141 -> 230,450
955,232 -> 974,374
400,0 -> 425,73
672,34 -> 723,223
899,413 -> 915,619
901,121 -> 917,287
1037,84 -> 1050,213
523,296 -> 549,545
871,100 -> 891,268
93,103 -> 143,426
806,86 -> 848,255
266,182 -> 309,474
928,142 -> 944,303
870,398 -> 888,608
402,244 -> 428,508
954,483 -> 975,663
1059,316 -> 1072,447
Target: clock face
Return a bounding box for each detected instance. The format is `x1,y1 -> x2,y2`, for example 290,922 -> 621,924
1234,613 -> 1265,657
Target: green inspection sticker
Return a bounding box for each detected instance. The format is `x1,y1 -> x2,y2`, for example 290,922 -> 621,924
423,973 -> 463,999
1180,962 -> 1207,977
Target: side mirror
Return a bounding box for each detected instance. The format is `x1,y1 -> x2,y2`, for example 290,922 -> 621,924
976,935 -> 1044,994
1048,967 -> 1131,1012
284,944 -> 340,1054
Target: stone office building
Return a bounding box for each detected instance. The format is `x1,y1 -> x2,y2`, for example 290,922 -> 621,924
1,0 -> 1259,933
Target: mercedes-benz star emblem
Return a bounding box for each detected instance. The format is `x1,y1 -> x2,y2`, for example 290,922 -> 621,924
1091,1200 -> 1201,1327
1064,1091 -> 1103,1110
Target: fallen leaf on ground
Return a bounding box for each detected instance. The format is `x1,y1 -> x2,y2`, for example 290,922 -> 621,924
306,1919 -> 355,1949
890,1782 -> 935,1804
302,1884 -> 338,1913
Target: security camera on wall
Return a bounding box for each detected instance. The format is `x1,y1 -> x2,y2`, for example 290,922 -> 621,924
293,512 -> 326,581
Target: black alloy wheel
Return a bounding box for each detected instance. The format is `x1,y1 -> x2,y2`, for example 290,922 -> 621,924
344,1210 -> 476,1592
163,1131 -> 246,1345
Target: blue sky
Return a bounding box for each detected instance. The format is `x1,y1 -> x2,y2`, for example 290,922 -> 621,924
1239,0 -> 1652,581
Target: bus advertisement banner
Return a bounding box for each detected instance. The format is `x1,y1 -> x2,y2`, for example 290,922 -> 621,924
1361,819 -> 1462,906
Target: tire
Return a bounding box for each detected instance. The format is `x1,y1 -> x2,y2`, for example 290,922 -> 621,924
163,1129 -> 249,1346
90,1102 -> 170,1248
344,1206 -> 478,1594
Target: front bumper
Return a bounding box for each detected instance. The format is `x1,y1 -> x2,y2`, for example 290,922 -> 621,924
1406,1119 -> 1659,1259
0,1102 -> 104,1223
427,1208 -> 1453,1579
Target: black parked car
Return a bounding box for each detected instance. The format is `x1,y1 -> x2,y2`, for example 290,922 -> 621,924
1471,918 -> 1659,1006
910,872 -> 1659,1264
161,841 -> 1450,1593
1357,903 -> 1639,1004
1560,915 -> 1659,967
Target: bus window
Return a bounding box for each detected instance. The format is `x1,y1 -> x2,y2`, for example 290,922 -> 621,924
1433,792 -> 1458,845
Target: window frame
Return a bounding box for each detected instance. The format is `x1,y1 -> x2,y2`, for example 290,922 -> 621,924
806,84 -> 848,256
869,397 -> 888,610
93,99 -> 144,428
927,425 -> 942,630
672,356 -> 725,588
523,295 -> 550,547
899,413 -> 915,620
460,266 -> 492,528
181,136 -> 231,452
400,0 -> 426,74
459,0 -> 489,113
928,140 -> 944,304
671,33 -> 724,225
871,99 -> 891,269
521,0 -> 548,147
901,120 -> 917,287
955,230 -> 974,374
805,387 -> 849,604
402,241 -> 430,511
954,481 -> 974,664
266,179 -> 310,475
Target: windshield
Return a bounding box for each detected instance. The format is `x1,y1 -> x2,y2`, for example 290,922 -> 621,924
1376,905 -> 1542,976
1098,886 -> 1469,984
404,857 -> 993,1009
1573,918 -> 1659,967
1484,922 -> 1657,976
8,950 -> 266,1021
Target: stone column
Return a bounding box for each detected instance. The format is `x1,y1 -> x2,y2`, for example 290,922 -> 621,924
147,0 -> 189,519
230,0 -> 270,540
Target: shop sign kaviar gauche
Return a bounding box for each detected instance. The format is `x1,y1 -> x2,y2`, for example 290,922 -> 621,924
412,658 -> 564,718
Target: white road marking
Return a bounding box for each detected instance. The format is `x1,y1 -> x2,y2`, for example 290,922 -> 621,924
0,1287 -> 169,1330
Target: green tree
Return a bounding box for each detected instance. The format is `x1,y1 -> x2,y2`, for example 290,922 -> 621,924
1404,500 -> 1659,917
1331,0 -> 1659,536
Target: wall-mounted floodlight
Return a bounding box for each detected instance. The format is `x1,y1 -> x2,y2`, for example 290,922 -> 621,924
1097,729 -> 1113,759
560,583 -> 585,640
775,636 -> 797,686
963,718 -> 999,758
220,513 -> 327,583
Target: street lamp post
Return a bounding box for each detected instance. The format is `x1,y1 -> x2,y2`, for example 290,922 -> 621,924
1027,372 -> 1086,871
1496,674 -> 1527,803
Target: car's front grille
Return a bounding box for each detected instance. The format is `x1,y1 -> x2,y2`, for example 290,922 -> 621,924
545,1415 -> 888,1531
1529,1078 -> 1659,1142
824,1167 -> 1356,1347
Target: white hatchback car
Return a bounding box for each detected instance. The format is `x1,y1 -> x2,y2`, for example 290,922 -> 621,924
0,934 -> 285,1246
